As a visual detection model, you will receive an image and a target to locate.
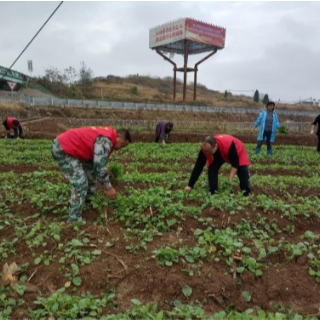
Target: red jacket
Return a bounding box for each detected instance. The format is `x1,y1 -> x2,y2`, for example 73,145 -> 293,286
57,126 -> 117,161
202,134 -> 250,167
6,117 -> 20,129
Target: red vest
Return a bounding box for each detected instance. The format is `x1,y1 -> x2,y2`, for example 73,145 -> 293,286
7,117 -> 19,129
57,126 -> 117,161
202,134 -> 250,167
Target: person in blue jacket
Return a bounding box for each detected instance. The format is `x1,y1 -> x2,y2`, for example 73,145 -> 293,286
253,101 -> 280,155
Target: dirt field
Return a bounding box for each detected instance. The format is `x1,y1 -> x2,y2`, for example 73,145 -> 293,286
1,107 -> 320,318
21,117 -> 318,147
1,140 -> 320,318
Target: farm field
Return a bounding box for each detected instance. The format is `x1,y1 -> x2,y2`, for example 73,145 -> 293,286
1,139 -> 320,319
18,116 -> 318,147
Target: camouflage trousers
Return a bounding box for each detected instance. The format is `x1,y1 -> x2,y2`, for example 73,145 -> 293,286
51,139 -> 97,222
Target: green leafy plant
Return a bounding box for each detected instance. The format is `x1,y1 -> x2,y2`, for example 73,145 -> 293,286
108,163 -> 124,180
152,247 -> 179,266
29,288 -> 116,319
278,125 -> 289,135
182,285 -> 192,298
241,291 -> 251,302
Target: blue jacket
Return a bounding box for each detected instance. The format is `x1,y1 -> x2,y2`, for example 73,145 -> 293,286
254,109 -> 280,143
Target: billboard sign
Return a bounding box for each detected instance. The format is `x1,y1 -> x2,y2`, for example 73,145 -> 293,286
149,18 -> 185,49
185,18 -> 226,48
149,18 -> 226,50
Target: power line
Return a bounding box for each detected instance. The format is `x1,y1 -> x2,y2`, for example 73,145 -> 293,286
1,1 -> 64,80
8,1 -> 64,71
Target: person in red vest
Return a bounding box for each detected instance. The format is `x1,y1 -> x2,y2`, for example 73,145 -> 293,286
51,126 -> 131,223
185,134 -> 251,196
2,116 -> 23,138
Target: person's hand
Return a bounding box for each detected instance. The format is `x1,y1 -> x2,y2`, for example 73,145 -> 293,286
310,129 -> 314,135
184,186 -> 192,193
106,187 -> 117,200
251,127 -> 255,133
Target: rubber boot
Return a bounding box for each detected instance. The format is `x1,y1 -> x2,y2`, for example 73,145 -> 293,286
255,148 -> 261,155
267,149 -> 273,156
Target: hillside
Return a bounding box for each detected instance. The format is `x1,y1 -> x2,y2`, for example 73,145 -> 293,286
29,74 -> 319,112
91,75 -> 313,111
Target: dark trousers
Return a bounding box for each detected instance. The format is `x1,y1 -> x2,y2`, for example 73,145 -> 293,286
3,124 -> 22,138
208,161 -> 251,197
317,135 -> 320,153
256,131 -> 272,151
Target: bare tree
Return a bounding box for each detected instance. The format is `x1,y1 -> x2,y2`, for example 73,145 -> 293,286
63,66 -> 77,87
78,61 -> 94,97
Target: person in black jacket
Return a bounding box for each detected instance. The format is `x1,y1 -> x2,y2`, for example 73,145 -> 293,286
310,115 -> 320,152
155,121 -> 173,144
185,134 -> 251,196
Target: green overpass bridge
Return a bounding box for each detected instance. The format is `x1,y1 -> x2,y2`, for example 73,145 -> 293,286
0,65 -> 27,84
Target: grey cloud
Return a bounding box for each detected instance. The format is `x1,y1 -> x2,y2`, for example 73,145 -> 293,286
0,1 -> 319,102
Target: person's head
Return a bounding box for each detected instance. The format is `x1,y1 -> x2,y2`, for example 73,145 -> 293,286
12,120 -> 19,127
166,122 -> 174,131
115,129 -> 132,150
266,101 -> 275,112
201,135 -> 218,155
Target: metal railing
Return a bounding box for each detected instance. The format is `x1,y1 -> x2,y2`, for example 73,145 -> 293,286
0,94 -> 319,118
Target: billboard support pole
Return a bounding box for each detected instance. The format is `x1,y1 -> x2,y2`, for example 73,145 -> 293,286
156,49 -> 177,100
183,40 -> 189,101
173,66 -> 177,100
193,49 -> 217,100
150,18 -> 226,102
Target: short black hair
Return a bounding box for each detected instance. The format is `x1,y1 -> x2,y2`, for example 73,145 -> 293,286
166,122 -> 174,130
202,135 -> 217,146
117,129 -> 132,143
266,101 -> 275,107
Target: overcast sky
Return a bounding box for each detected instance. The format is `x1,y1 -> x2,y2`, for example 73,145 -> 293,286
0,1 -> 319,102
